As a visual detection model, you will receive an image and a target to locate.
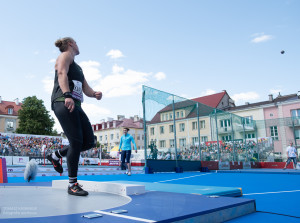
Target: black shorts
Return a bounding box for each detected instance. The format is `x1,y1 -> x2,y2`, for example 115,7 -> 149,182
121,150 -> 132,163
286,157 -> 297,165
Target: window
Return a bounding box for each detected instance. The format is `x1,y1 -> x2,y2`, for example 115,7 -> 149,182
179,138 -> 186,147
200,120 -> 205,129
159,140 -> 166,148
160,126 -> 164,134
161,114 -> 165,121
192,121 -> 197,130
7,121 -> 14,129
220,119 -> 231,128
110,134 -> 114,140
192,137 -> 198,145
8,108 -> 13,115
180,111 -> 184,118
222,135 -> 232,141
170,113 -> 173,119
245,133 -> 255,139
179,123 -> 185,132
166,114 -> 168,120
105,135 -> 107,140
201,136 -> 208,142
150,127 -> 155,135
100,136 -> 103,141
295,129 -> 300,139
243,116 -> 253,125
169,139 -> 175,147
176,112 -> 179,119
291,109 -> 300,118
270,126 -> 279,140
137,134 -> 140,140
117,133 -> 119,139
142,134 -> 144,140
169,125 -> 174,133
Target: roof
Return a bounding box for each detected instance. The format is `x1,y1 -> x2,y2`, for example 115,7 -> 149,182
149,91 -> 228,124
117,118 -> 143,129
225,93 -> 299,111
192,91 -> 227,108
0,100 -> 22,116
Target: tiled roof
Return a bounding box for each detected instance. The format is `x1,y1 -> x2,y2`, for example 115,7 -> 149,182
225,94 -> 299,111
0,101 -> 22,116
117,118 -> 143,129
192,91 -> 227,108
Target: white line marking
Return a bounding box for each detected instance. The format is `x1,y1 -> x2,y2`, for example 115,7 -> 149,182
94,210 -> 156,222
243,189 -> 300,196
154,173 -> 212,183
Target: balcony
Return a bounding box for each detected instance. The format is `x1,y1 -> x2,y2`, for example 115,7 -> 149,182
287,118 -> 300,127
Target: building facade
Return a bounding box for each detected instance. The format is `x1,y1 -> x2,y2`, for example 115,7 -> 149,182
92,115 -> 144,152
0,97 -> 22,133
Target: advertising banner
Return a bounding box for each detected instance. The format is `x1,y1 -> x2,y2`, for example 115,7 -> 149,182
218,161 -> 230,170
12,156 -> 29,166
0,156 -> 13,165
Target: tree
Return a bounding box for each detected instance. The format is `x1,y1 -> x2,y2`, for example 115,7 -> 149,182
16,96 -> 55,135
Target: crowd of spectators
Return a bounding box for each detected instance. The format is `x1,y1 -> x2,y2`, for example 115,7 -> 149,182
148,139 -> 274,162
0,133 -> 63,157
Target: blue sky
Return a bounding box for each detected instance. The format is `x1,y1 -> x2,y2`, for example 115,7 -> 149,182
1,0 -> 299,132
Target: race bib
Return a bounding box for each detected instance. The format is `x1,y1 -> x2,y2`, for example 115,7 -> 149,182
71,80 -> 84,102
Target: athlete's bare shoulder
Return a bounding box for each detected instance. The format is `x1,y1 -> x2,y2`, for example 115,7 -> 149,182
55,52 -> 74,70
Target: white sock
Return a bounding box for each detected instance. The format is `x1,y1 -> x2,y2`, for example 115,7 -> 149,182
52,153 -> 59,161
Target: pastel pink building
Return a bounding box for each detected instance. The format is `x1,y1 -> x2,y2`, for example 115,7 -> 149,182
263,93 -> 300,156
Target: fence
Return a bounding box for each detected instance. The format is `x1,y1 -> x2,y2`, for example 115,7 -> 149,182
142,86 -> 300,169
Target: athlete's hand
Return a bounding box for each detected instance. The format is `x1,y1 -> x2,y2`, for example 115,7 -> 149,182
94,91 -> 102,100
65,98 -> 75,112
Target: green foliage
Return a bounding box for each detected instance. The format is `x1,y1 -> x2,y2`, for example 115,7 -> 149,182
16,96 -> 55,135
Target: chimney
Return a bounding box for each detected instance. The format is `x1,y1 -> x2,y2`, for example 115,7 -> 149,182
113,121 -> 116,128
134,115 -> 139,122
107,117 -> 113,122
14,98 -> 19,105
245,102 -> 250,105
268,94 -> 273,102
117,115 -> 125,120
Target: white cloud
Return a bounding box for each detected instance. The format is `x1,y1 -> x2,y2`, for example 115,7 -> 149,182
79,60 -> 102,82
95,69 -> 150,98
251,33 -> 274,43
82,103 -> 111,123
42,76 -> 54,94
49,58 -> 56,63
106,49 -> 124,59
154,72 -> 166,81
232,92 -> 260,104
112,64 -> 125,73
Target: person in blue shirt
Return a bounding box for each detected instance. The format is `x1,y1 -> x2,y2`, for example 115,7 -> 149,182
119,128 -> 137,176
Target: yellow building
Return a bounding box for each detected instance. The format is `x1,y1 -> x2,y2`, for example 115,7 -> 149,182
92,115 -> 144,152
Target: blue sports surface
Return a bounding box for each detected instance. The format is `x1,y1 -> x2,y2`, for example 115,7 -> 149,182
1,170 -> 300,222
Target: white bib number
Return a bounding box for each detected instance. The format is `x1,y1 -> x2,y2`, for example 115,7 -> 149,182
72,80 -> 83,102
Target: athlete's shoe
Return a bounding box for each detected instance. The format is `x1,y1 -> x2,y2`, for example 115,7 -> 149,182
47,154 -> 63,173
68,183 -> 89,196
127,172 -> 131,176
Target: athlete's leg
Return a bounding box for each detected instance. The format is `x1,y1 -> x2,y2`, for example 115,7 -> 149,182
53,102 -> 84,187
